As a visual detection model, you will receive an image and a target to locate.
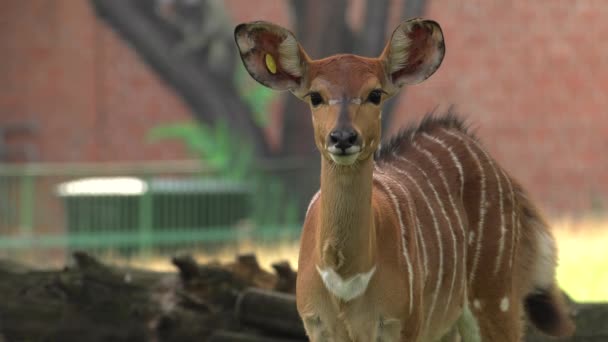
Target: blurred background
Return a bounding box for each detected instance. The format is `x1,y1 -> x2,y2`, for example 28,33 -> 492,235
0,0 -> 606,301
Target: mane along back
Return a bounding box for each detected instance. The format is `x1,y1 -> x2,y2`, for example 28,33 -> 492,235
375,110 -> 475,162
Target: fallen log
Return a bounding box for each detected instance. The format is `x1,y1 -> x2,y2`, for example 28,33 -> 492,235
0,252 -> 606,341
526,301 -> 608,342
236,288 -> 307,339
208,330 -> 305,342
0,252 -> 295,341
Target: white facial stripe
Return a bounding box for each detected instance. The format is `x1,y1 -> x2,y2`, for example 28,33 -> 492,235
327,98 -> 363,106
316,265 -> 376,302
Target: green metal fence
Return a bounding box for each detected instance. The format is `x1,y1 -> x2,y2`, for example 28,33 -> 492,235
0,160 -> 315,265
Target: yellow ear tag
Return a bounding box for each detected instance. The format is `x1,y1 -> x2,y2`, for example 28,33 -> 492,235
265,54 -> 277,74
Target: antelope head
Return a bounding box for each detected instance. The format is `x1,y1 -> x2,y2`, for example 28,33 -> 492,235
234,19 -> 445,166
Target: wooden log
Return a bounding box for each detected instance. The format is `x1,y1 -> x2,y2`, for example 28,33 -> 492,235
0,252 -> 254,341
2,252 -> 607,341
208,330 -> 305,342
526,301 -> 608,342
235,288 -> 307,339
272,261 -> 297,294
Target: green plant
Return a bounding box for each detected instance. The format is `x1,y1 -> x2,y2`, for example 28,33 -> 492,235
147,120 -> 299,227
148,119 -> 253,180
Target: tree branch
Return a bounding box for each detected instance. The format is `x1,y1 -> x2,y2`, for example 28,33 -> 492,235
90,0 -> 271,156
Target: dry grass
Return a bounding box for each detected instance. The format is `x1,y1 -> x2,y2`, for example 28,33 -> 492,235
120,217 -> 608,302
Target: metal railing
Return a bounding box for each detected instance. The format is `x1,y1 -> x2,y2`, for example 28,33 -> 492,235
0,159 -> 315,265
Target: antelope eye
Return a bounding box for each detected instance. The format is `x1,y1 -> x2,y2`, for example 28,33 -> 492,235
367,89 -> 382,105
309,92 -> 323,107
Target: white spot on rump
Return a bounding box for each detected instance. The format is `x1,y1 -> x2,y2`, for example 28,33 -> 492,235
500,297 -> 510,312
316,265 -> 376,302
473,299 -> 481,310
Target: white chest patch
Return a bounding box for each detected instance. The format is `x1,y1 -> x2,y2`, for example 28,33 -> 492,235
316,265 -> 376,302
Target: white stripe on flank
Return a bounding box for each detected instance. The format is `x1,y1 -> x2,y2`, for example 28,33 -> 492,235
499,167 -> 516,269
386,155 -> 430,281
380,163 -> 442,331
383,172 -> 426,306
372,172 -> 414,314
422,133 -> 465,198
442,129 -> 486,285
465,138 -> 505,277
414,215 -> 428,281
421,134 -> 469,305
399,145 -> 458,319
306,190 -> 321,217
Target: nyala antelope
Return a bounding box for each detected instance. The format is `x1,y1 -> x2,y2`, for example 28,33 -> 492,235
235,18 -> 575,341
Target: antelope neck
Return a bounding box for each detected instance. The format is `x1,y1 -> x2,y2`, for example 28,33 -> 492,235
317,156 -> 376,277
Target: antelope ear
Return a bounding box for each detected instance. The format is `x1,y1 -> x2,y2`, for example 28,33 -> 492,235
234,21 -> 307,91
381,18 -> 445,88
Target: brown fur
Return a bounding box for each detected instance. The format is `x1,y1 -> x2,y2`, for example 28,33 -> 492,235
234,18 -> 574,342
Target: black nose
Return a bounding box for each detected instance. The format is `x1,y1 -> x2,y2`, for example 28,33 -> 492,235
329,129 -> 358,150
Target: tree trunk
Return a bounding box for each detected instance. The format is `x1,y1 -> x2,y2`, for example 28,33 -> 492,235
90,0 -> 271,157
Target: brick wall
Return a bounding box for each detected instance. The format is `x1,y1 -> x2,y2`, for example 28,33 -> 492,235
394,1 -> 608,214
0,1 -> 192,162
0,0 -> 606,214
